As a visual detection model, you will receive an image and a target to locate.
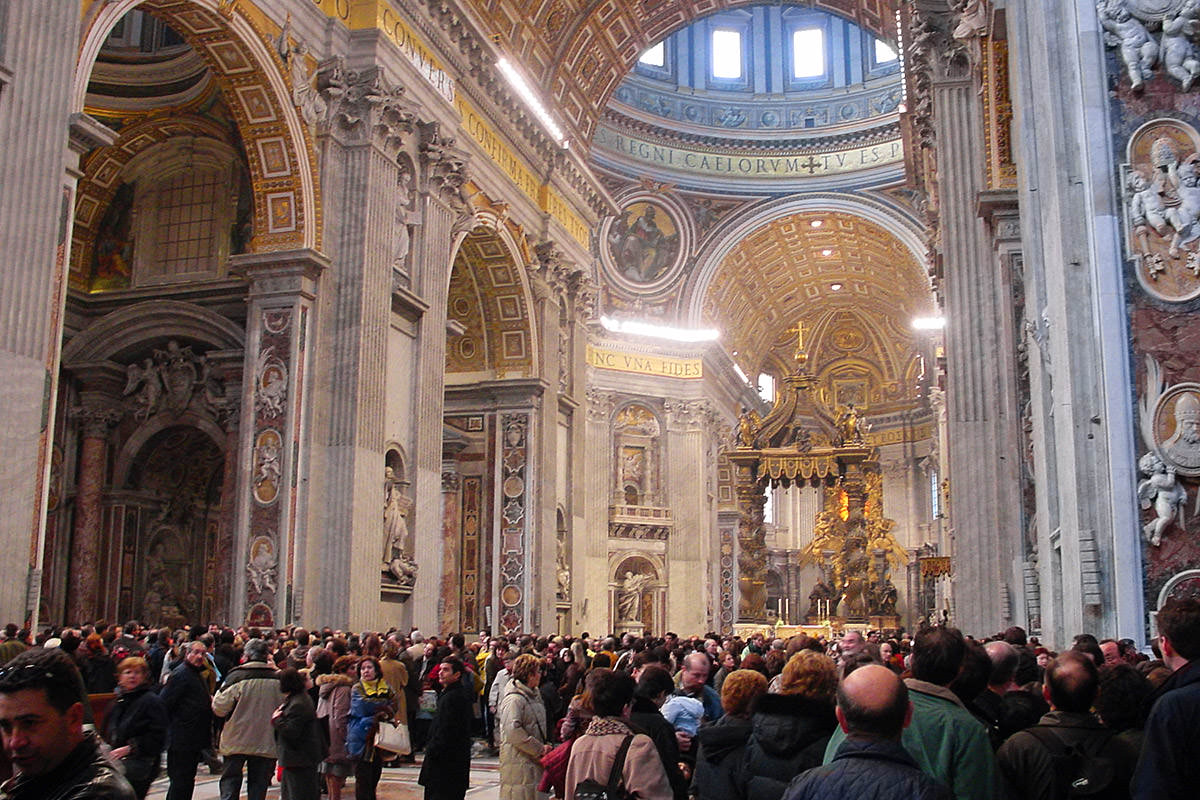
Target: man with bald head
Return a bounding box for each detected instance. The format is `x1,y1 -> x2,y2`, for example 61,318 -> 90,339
784,665 -> 951,799
997,651 -> 1137,799
823,626 -> 996,798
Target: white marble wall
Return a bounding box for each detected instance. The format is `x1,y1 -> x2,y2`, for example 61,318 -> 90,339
1006,0 -> 1142,646
0,3 -> 92,626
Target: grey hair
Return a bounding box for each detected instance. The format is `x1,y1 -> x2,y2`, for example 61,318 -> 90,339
243,638 -> 270,663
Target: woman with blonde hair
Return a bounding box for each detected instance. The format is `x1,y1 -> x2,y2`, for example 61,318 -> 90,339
497,653 -> 551,800
738,650 -> 838,800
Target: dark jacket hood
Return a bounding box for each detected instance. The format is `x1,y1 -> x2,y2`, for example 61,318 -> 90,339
697,714 -> 754,763
750,692 -> 837,758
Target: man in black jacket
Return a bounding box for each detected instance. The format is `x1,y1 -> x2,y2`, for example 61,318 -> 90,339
784,664 -> 951,800
418,656 -> 475,800
160,641 -> 215,800
0,647 -> 135,800
1133,597 -> 1200,799
998,650 -> 1137,799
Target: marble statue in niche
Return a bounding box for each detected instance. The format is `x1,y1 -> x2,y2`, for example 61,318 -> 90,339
617,570 -> 653,622
1138,452 -> 1188,545
393,167 -> 416,271
556,534 -> 570,602
383,465 -> 406,564
382,465 -> 417,587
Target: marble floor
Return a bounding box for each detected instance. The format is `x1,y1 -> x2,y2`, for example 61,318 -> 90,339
144,755 -> 503,800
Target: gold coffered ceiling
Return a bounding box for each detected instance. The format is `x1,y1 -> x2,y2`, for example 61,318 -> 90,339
468,0 -> 900,144
701,210 -> 935,390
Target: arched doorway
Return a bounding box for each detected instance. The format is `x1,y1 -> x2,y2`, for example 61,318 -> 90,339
124,425 -> 226,626
442,225 -> 539,635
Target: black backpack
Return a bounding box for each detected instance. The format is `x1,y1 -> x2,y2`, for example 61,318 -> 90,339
1024,726 -> 1121,799
573,734 -> 634,800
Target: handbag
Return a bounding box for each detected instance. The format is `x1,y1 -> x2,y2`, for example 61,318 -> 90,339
373,720 -> 412,755
538,736 -> 575,796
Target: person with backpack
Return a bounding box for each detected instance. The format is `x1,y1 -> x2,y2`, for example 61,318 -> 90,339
997,650 -> 1138,799
563,668 -> 672,800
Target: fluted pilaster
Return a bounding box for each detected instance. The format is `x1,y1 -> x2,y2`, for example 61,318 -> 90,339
934,68 -> 1023,636
0,3 -> 98,626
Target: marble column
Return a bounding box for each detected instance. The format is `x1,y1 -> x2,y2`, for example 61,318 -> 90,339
67,401 -> 121,624
920,12 -> 1023,636
439,460 -> 461,634
409,122 -> 475,633
664,399 -> 716,634
1006,0 -> 1141,644
229,249 -> 327,628
580,388 -> 617,633
0,1 -> 115,626
207,350 -> 244,624
529,245 -> 570,631
312,66 -> 416,629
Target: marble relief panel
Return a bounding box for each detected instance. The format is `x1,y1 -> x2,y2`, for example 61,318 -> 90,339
245,307 -> 293,627
1106,39 -> 1200,619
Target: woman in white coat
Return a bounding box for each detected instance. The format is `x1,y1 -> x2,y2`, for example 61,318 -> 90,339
497,653 -> 551,800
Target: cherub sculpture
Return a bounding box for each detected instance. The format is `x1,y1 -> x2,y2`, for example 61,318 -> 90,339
1137,452 -> 1188,546
1162,0 -> 1200,91
1097,0 -> 1159,91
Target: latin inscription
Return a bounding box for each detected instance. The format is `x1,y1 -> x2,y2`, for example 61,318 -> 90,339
586,345 -> 703,379
593,126 -> 904,179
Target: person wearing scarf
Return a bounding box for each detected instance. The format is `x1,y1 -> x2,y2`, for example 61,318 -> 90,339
346,656 -> 396,800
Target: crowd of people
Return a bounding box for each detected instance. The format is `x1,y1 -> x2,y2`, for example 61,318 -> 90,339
0,600 -> 1196,800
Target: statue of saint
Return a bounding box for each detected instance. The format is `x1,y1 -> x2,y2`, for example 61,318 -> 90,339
737,408 -> 761,448
617,571 -> 652,622
836,404 -> 865,445
383,466 -> 407,565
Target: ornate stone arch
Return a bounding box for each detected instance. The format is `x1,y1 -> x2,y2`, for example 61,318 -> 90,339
684,192 -> 928,328
75,0 -> 321,253
445,226 -> 539,378
62,300 -> 245,363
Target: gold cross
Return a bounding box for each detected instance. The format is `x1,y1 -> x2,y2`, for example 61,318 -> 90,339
787,321 -> 808,361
